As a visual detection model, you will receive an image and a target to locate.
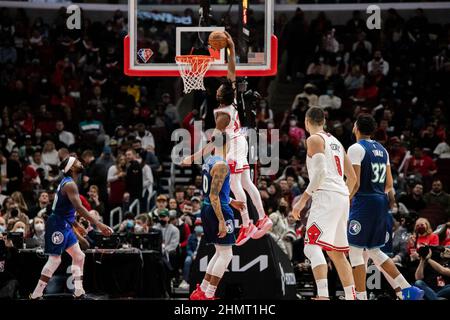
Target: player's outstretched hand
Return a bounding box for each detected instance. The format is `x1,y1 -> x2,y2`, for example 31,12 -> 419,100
230,199 -> 246,212
218,220 -> 227,238
98,223 -> 113,237
224,31 -> 235,50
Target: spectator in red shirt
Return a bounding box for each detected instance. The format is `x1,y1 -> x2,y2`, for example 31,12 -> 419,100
406,147 -> 437,189
408,218 -> 439,262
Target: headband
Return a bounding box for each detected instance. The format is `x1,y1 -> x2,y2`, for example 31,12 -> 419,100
63,156 -> 76,173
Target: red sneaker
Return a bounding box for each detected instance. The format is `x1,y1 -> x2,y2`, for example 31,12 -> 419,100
189,284 -> 204,300
252,215 -> 273,239
236,223 -> 258,246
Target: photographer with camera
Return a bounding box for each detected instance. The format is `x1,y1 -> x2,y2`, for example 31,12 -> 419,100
415,246 -> 450,300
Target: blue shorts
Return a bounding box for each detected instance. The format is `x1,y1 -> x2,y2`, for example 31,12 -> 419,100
45,214 -> 78,256
348,194 -> 389,249
382,211 -> 394,254
201,203 -> 235,246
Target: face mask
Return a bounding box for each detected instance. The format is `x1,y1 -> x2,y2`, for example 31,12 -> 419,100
289,120 -> 297,127
160,220 -> 167,226
194,226 -> 204,235
327,90 -> 334,96
279,206 -> 287,214
416,226 -> 426,234
35,132 -> 42,138
260,102 -> 267,108
267,123 -> 275,129
134,224 -> 144,233
15,228 -> 25,234
375,56 -> 381,61
0,225 -> 5,233
34,223 -> 45,232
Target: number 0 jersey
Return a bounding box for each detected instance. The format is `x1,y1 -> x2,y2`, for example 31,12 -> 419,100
348,139 -> 390,196
306,132 -> 349,196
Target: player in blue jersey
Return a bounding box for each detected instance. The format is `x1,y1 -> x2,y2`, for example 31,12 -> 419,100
348,114 -> 423,300
190,133 -> 244,300
30,156 -> 113,299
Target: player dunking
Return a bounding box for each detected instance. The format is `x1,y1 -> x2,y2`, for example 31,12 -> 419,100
347,114 -> 424,300
183,31 -> 272,246
30,156 -> 113,299
190,133 -> 244,300
292,107 -> 357,300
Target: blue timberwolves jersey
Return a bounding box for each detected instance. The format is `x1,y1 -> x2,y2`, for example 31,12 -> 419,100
202,156 -> 230,205
356,140 -> 389,195
51,176 -> 76,223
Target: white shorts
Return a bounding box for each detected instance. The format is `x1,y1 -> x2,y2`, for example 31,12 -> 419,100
227,135 -> 249,174
305,190 -> 350,252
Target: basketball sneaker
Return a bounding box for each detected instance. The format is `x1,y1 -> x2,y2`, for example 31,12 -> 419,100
236,223 -> 258,246
401,286 -> 424,300
252,215 -> 273,239
189,284 -> 204,300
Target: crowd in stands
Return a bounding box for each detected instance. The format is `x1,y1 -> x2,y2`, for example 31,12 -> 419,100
0,5 -> 449,299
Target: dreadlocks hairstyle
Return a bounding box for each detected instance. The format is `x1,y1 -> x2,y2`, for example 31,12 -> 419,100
218,78 -> 235,106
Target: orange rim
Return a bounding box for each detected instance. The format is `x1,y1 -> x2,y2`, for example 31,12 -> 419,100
175,55 -> 214,63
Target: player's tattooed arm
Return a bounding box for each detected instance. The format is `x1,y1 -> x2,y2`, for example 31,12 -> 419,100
182,113 -> 230,166
65,182 -> 113,236
210,162 -> 229,237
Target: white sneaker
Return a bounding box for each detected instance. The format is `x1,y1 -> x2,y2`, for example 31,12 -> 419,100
178,280 -> 190,289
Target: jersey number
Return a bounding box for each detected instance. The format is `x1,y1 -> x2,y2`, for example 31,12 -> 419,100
203,175 -> 209,194
371,163 -> 386,183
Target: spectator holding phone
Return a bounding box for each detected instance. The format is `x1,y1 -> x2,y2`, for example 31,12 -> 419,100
415,246 -> 450,300
408,218 -> 439,262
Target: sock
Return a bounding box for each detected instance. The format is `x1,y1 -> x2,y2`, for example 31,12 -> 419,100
200,279 -> 209,292
344,285 -> 356,300
31,280 -> 48,299
356,291 -> 367,300
74,276 -> 85,296
241,212 -> 250,227
393,274 -> 410,290
205,284 -> 217,298
316,279 -> 329,298
242,172 -> 266,220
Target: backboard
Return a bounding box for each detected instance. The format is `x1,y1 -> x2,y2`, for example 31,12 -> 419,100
124,0 -> 277,77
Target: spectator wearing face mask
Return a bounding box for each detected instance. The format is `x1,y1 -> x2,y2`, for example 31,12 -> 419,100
11,221 -> 27,239
269,198 -> 291,257
118,212 -> 136,233
318,87 -> 342,110
134,214 -> 150,234
26,217 -> 45,248
408,218 -> 439,263
0,217 -> 6,234
179,224 -> 203,289
150,195 -> 168,222
292,84 -> 318,109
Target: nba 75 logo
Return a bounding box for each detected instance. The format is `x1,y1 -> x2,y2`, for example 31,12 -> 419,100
138,49 -> 154,63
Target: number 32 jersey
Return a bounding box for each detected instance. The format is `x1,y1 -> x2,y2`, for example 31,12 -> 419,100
348,139 -> 389,196
306,132 -> 349,196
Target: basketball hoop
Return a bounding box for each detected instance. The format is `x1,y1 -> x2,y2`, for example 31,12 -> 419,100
175,55 -> 214,93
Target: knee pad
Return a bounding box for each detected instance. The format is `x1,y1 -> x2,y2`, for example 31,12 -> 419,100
349,246 -> 365,267
211,246 -> 233,278
304,244 -> 326,269
42,255 -> 62,277
367,248 -> 389,266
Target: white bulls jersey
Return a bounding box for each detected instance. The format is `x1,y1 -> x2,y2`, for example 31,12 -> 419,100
213,104 -> 244,139
306,131 -> 349,196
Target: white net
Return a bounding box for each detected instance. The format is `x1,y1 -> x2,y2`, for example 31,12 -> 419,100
176,55 -> 213,94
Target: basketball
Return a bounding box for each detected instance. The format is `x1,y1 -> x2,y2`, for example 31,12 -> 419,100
208,31 -> 228,50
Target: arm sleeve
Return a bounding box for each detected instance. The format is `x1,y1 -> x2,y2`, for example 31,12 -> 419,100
348,143 -> 366,166
305,153 -> 327,195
